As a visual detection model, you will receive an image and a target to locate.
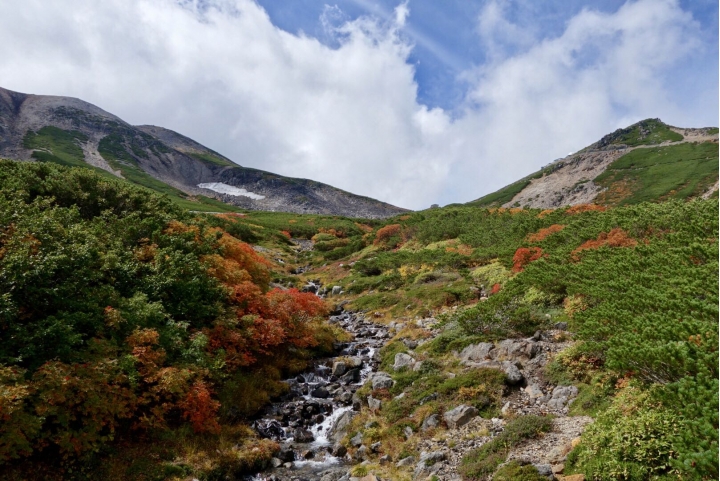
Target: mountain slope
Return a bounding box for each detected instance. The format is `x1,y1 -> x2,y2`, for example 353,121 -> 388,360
0,86 -> 407,218
469,118 -> 719,208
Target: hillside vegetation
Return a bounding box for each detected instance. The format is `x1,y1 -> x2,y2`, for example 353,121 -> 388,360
0,159 -> 717,480
0,160 -> 342,480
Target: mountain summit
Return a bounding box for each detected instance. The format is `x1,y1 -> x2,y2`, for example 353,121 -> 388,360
0,87 -> 407,218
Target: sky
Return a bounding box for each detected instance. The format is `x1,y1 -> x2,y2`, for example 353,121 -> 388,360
0,0 -> 717,209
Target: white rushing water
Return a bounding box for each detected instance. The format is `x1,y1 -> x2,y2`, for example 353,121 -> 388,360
197,182 -> 265,199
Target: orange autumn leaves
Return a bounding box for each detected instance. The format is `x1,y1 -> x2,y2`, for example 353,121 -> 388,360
514,225 -> 637,271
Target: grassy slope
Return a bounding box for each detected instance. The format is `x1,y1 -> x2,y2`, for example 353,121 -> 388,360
23,126 -> 240,213
594,142 -> 719,205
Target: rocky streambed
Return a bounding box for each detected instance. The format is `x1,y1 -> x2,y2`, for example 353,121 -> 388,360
246,310 -> 390,481
244,307 -> 590,481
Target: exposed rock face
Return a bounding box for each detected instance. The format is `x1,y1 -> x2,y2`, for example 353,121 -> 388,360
392,352 -> 415,371
0,86 -> 408,218
443,405 -> 478,429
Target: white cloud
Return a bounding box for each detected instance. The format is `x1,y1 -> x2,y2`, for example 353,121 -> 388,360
0,0 -> 711,209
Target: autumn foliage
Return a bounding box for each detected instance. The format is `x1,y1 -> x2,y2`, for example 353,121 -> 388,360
527,224 -> 565,242
0,163 -> 331,465
565,204 -> 607,215
571,228 -> 637,260
374,223 -> 404,248
512,247 -> 544,272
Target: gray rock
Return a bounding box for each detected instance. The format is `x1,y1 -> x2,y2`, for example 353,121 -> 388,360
329,410 -> 356,443
524,383 -> 544,399
547,385 -> 579,409
311,386 -> 330,398
393,352 -> 416,371
404,426 -> 414,438
294,428 -> 315,443
554,322 -> 568,330
354,444 -> 367,461
459,342 -> 495,362
493,339 -> 538,361
333,444 -> 347,457
421,413 -> 440,431
412,361 -> 424,372
444,404 -> 478,429
350,432 -> 363,447
332,361 -> 348,377
367,395 -> 382,412
502,361 -> 524,384
396,456 -> 416,467
332,285 -> 342,296
414,451 -> 447,477
402,338 -> 418,349
346,356 -> 363,368
270,457 -> 283,468
370,442 -> 381,453
379,454 -> 391,465
370,372 -> 394,390
534,464 -> 554,476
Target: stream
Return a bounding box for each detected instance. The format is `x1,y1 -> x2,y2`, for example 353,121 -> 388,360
246,309 -> 390,481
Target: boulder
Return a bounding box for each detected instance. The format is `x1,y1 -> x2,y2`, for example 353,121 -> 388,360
444,405 -> 478,429
367,396 -> 382,412
502,361 -> 524,384
396,456 -> 416,467
277,446 -> 295,462
370,372 -> 394,390
421,414 -> 440,431
329,410 -> 356,443
294,428 -> 315,443
493,339 -> 538,361
547,385 -> 579,409
332,444 -> 347,457
331,285 -> 342,296
402,338 -> 418,349
332,361 -> 348,377
459,342 -> 495,362
393,353 -> 416,371
350,432 -> 363,447
311,387 -> 330,399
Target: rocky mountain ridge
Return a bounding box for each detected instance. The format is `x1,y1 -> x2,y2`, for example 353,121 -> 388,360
469,118 -> 719,209
0,86 -> 407,218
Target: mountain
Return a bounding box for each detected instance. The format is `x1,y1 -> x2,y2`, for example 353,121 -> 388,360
0,86 -> 407,218
469,118 -> 719,208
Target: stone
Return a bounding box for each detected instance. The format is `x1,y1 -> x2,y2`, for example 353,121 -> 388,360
396,456 -> 416,467
501,402 -> 513,416
459,342 -> 495,362
333,444 -> 347,457
277,446 -> 295,462
524,383 -> 544,399
502,361 -> 524,384
367,396 -> 382,412
354,445 -> 367,461
332,361 -> 348,377
404,426 -> 413,438
332,285 -> 342,296
370,442 -> 381,453
555,322 -> 568,330
421,413 -> 440,431
393,353 -> 416,371
552,464 -> 565,474
311,387 -> 330,399
350,432 -> 363,447
559,476 -> 585,481
370,372 -> 394,390
548,386 -> 579,409
302,449 -> 315,459
346,356 -> 363,368
412,361 -> 424,372
329,410 -> 356,443
379,454 -> 391,465
356,475 -> 377,481
444,405 -> 478,429
534,464 -> 553,476
294,428 -> 315,443
402,338 -> 418,349
270,457 -> 283,468
414,451 -> 446,478
494,339 -> 538,361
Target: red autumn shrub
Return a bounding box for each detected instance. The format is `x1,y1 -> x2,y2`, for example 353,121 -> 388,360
571,228 -> 637,260
565,204 -> 607,215
512,247 -> 544,272
374,224 -> 403,247
490,283 -> 502,295
179,381 -> 220,434
527,224 -> 565,242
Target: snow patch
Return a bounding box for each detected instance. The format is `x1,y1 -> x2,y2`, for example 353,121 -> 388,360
198,182 -> 265,199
